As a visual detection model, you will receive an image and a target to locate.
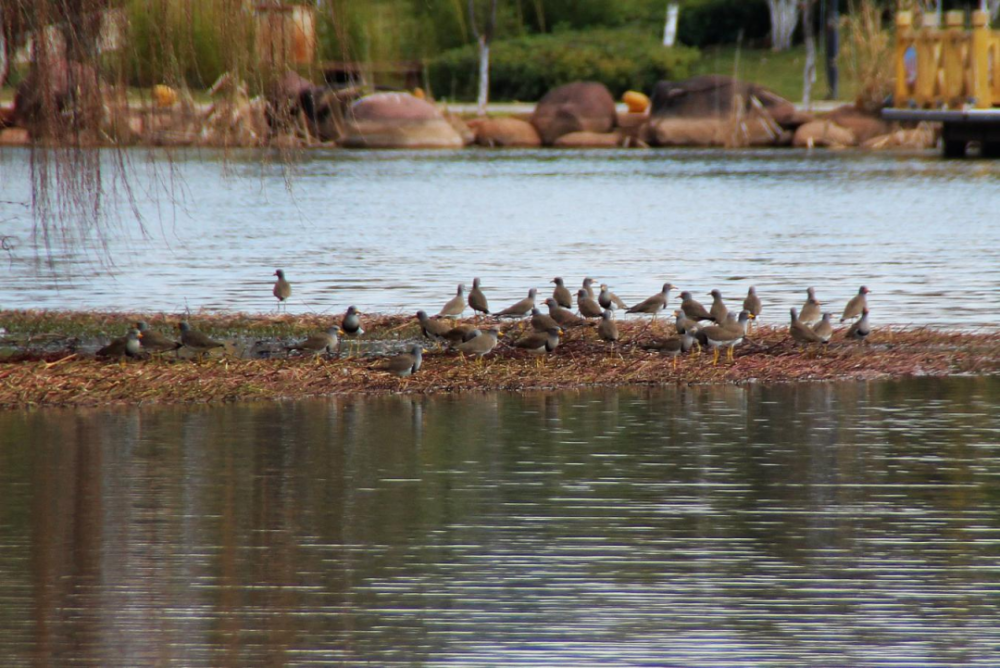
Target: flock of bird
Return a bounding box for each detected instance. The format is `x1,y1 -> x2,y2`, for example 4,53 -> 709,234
96,270 -> 873,380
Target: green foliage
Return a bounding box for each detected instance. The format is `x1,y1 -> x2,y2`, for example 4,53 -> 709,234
121,0 -> 255,89
676,0 -> 772,48
429,28 -> 699,101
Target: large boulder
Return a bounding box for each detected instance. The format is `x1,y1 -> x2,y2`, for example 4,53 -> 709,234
793,120 -> 856,148
646,110 -> 783,147
14,60 -> 103,132
650,75 -> 808,129
860,124 -> 937,150
553,131 -> 623,148
267,70 -> 357,143
827,105 -> 891,144
531,81 -> 616,145
341,93 -> 463,149
472,117 -> 542,147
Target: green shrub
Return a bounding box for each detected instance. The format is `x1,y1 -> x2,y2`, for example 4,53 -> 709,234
677,0 -> 771,48
429,28 -> 700,101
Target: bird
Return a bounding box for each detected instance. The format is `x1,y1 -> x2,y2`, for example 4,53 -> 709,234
495,288 -> 537,318
626,283 -> 674,317
417,310 -> 452,346
679,291 -> 714,322
530,307 -> 560,332
545,298 -> 589,328
273,269 -> 291,311
673,310 -> 700,336
341,306 -> 364,356
846,308 -> 871,342
582,277 -> 597,300
551,277 -> 573,309
641,332 -> 696,369
698,311 -> 750,365
577,289 -> 603,318
598,284 -> 628,312
381,345 -> 424,378
438,284 -> 466,318
457,327 -> 502,362
597,309 -> 620,356
841,286 -> 870,323
468,277 -> 490,318
134,321 -> 181,353
178,322 -> 225,360
96,328 -> 143,361
789,308 -> 824,345
813,313 -> 834,343
709,289 -> 729,324
743,286 -> 762,322
444,323 -> 480,344
800,287 -> 822,326
287,327 -> 341,357
515,326 -> 561,365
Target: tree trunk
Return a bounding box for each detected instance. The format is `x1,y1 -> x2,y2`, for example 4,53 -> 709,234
824,0 -> 839,100
476,36 -> 489,116
767,0 -> 800,51
990,0 -> 999,21
802,0 -> 816,107
0,7 -> 8,89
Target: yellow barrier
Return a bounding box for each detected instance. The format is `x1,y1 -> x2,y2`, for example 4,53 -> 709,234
895,10 -> 1000,109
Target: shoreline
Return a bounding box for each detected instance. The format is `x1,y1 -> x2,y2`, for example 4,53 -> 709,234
2,310 -> 997,410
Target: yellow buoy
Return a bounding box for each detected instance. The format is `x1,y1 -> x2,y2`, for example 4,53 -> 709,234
152,85 -> 178,108
622,90 -> 650,114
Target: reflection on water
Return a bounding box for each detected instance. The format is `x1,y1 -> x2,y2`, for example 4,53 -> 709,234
1,148 -> 999,326
1,377 -> 999,665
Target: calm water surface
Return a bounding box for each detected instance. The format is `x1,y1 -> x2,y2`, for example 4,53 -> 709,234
1,148 -> 999,326
1,376 -> 999,666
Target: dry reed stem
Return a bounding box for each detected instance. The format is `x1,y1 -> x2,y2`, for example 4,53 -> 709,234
1,310 -> 998,409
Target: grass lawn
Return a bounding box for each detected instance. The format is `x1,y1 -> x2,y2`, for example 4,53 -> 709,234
690,45 -> 859,105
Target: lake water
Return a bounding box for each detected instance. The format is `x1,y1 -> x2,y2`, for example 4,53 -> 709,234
1,377 -> 999,666
1,148 -> 999,327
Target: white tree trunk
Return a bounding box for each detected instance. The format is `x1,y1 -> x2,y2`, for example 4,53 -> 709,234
767,0 -> 800,51
802,0 -> 816,107
990,0 -> 1000,21
476,36 -> 489,116
0,7 -> 8,89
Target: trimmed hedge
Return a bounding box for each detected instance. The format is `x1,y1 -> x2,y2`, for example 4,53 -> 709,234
429,28 -> 699,102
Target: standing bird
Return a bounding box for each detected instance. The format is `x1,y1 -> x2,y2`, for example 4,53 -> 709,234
597,309 -> 620,354
800,287 -> 822,326
417,310 -> 452,346
813,313 -> 834,343
381,345 -> 424,378
698,311 -> 750,365
846,308 -> 871,342
341,305 -> 364,356
551,277 -> 573,309
641,332 -> 696,369
273,269 -> 292,312
598,284 -> 629,312
789,308 -> 824,345
545,298 -> 589,328
841,286 -> 871,323
679,291 -> 715,322
444,323 -> 480,345
531,307 -> 560,332
468,277 -> 490,318
582,277 -> 597,300
627,283 -> 674,318
577,289 -> 603,318
495,288 -> 537,318
287,327 -> 341,357
178,322 -> 225,360
673,310 -> 699,336
438,284 -> 466,319
515,326 -> 562,365
134,321 -> 181,354
97,328 -> 143,361
709,289 -> 729,324
743,286 -> 762,323
457,327 -> 502,362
